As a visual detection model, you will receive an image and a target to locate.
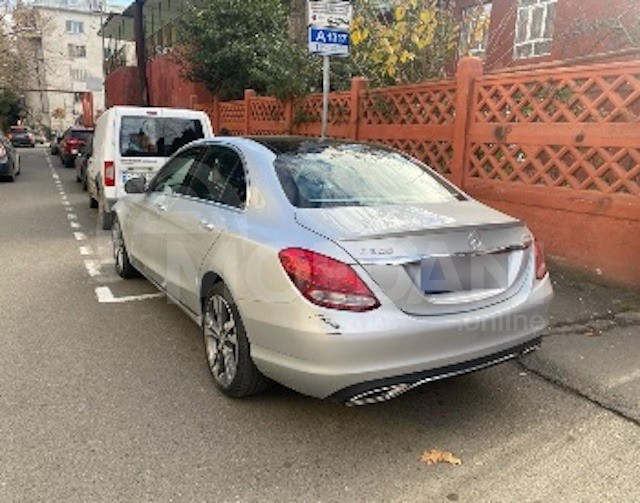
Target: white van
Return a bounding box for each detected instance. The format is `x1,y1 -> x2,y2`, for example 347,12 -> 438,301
87,106 -> 213,229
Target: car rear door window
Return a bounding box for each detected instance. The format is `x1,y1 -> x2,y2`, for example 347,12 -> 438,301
149,147 -> 204,194
187,146 -> 246,208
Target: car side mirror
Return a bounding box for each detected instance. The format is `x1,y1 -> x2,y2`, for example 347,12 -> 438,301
125,176 -> 146,194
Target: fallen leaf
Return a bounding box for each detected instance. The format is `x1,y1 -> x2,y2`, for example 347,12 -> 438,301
420,449 -> 462,466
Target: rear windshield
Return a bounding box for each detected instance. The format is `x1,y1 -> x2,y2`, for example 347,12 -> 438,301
69,130 -> 93,141
119,116 -> 205,158
274,144 -> 464,208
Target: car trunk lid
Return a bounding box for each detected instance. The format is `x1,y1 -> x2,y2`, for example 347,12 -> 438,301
295,201 -> 533,316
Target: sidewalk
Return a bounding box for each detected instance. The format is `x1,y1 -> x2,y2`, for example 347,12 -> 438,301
521,264 -> 640,423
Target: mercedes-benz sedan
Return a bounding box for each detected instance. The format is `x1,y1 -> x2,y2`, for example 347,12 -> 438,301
112,137 -> 553,405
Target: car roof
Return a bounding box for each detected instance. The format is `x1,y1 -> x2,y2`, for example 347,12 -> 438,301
244,135 -> 373,154
192,135 -> 382,154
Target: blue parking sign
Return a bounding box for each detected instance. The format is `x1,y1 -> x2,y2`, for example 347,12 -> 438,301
308,27 -> 350,57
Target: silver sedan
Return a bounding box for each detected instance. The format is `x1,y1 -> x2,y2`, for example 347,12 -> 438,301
112,137 -> 553,405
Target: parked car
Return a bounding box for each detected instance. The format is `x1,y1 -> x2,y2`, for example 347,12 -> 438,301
59,127 -> 94,168
74,138 -> 93,190
112,137 -> 553,404
35,132 -> 47,145
50,131 -> 63,155
7,126 -> 35,148
88,106 -> 213,230
0,133 -> 21,181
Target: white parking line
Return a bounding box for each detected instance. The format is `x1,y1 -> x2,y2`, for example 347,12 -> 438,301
79,246 -> 94,256
70,221 -> 81,229
95,286 -> 164,304
74,232 -> 87,241
84,260 -> 103,278
67,214 -> 77,220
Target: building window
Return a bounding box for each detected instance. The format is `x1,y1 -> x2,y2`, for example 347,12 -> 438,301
70,68 -> 87,82
66,20 -> 84,34
514,0 -> 557,59
68,44 -> 87,58
460,2 -> 492,59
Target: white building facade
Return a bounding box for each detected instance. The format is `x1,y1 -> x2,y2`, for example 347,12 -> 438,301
24,1 -> 124,131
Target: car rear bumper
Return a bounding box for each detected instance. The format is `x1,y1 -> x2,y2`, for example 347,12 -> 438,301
0,161 -> 14,176
245,273 -> 553,402
328,337 -> 541,404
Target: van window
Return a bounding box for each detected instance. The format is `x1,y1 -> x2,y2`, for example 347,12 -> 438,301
119,116 -> 205,158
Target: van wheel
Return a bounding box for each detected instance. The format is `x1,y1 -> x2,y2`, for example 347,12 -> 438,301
203,283 -> 271,398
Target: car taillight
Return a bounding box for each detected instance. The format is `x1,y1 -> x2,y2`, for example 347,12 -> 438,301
104,161 -> 115,187
278,248 -> 380,312
534,240 -> 548,280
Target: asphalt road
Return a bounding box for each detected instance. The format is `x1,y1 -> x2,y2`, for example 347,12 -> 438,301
1,148 -> 639,502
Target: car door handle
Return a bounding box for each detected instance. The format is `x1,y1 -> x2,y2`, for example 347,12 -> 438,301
199,219 -> 216,231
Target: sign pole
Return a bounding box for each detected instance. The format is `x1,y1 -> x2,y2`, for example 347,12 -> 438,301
308,1 -> 352,139
321,55 -> 330,139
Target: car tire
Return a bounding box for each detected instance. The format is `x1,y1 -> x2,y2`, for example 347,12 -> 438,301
202,283 -> 271,398
112,217 -> 139,279
89,193 -> 98,208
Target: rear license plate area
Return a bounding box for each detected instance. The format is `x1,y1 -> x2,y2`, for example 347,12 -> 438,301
421,254 -> 509,294
122,171 -> 153,184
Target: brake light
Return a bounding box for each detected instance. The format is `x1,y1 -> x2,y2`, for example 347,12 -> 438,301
534,240 -> 548,280
278,248 -> 380,312
104,161 -> 115,187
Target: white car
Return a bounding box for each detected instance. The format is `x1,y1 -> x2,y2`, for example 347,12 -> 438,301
87,106 -> 213,230
113,137 -> 553,405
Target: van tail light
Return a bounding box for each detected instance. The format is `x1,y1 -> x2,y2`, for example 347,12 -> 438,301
534,240 -> 548,280
104,161 -> 115,187
278,248 -> 380,312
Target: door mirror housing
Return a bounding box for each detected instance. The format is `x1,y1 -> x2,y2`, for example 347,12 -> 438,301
124,176 -> 146,194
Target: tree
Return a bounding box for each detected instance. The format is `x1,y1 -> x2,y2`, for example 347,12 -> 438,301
0,1 -> 47,128
178,0 -> 318,100
350,0 -> 486,86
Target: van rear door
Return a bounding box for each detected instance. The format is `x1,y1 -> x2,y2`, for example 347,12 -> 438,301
115,109 -> 208,198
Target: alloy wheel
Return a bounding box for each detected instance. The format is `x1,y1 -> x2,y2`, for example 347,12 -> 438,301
112,221 -> 124,273
204,294 -> 239,387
